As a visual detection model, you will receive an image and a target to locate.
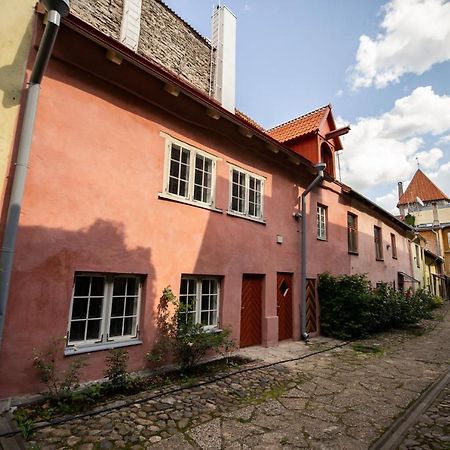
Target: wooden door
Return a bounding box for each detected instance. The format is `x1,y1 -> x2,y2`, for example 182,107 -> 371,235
240,275 -> 263,348
277,273 -> 293,341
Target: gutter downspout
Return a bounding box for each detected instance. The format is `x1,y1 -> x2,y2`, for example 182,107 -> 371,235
298,163 -> 326,342
0,1 -> 70,346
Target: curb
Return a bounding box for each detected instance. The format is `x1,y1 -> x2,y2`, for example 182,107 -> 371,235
370,366 -> 450,450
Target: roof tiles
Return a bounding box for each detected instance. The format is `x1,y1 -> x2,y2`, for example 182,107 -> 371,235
267,105 -> 329,143
398,169 -> 449,205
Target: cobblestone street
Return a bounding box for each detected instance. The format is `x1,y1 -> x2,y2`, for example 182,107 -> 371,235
2,303 -> 449,450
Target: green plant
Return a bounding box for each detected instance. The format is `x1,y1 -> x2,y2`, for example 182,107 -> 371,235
147,287 -> 236,371
32,337 -> 87,400
104,349 -> 132,392
13,409 -> 34,440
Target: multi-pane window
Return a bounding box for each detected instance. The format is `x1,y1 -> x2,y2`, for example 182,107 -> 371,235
68,274 -> 141,348
166,141 -> 215,205
179,277 -> 219,328
347,213 -> 358,253
415,244 -> 421,268
317,204 -> 327,240
230,167 -> 264,220
391,233 -> 397,259
374,226 -> 383,260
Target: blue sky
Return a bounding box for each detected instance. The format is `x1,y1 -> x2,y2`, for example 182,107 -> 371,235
164,0 -> 450,212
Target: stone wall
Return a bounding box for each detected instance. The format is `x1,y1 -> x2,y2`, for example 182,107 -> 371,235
70,0 -> 214,94
71,0 -> 123,40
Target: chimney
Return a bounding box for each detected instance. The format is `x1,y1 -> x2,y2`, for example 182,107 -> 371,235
120,0 -> 142,51
432,202 -> 440,227
211,5 -> 236,113
397,182 -> 406,216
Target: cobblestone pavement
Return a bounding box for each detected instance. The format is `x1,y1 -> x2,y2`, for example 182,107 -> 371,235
399,382 -> 450,450
17,303 -> 450,449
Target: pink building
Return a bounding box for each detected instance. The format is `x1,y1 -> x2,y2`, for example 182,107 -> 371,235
0,3 -> 414,400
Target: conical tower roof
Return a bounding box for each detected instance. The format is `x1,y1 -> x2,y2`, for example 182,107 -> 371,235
398,169 -> 449,206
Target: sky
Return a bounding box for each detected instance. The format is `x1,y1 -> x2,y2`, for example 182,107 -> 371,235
163,0 -> 450,213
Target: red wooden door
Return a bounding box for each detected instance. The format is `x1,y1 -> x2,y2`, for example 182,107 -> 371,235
240,275 -> 263,348
277,273 -> 293,341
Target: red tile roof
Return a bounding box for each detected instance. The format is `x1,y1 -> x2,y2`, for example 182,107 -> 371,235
267,105 -> 330,143
398,169 -> 449,205
235,110 -> 265,131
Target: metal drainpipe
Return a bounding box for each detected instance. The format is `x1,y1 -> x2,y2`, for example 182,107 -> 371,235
296,163 -> 325,342
0,0 -> 70,346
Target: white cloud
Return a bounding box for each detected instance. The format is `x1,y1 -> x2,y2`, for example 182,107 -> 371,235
437,134 -> 450,145
340,86 -> 449,191
350,0 -> 450,89
336,89 -> 343,97
374,188 -> 399,214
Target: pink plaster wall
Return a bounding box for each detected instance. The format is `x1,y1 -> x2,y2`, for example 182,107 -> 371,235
0,39 -> 414,399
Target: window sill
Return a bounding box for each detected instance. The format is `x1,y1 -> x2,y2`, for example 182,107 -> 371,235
158,193 -> 223,214
348,251 -> 359,255
226,210 -> 266,225
376,258 -> 384,262
64,340 -> 142,356
317,237 -> 327,242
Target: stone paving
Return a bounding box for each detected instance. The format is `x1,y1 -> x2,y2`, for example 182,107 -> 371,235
399,382 -> 450,450
10,303 -> 450,449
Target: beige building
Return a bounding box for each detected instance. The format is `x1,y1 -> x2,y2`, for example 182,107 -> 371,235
0,0 -> 36,209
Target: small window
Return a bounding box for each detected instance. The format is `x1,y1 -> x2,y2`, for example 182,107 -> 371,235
67,274 -> 142,350
179,277 -> 220,328
229,167 -> 264,220
391,233 -> 397,259
317,204 -> 327,240
347,213 -> 358,253
374,226 -> 383,260
415,244 -> 421,268
164,140 -> 216,206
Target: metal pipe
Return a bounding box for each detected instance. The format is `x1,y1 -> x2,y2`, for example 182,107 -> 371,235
299,163 -> 325,342
0,4 -> 69,345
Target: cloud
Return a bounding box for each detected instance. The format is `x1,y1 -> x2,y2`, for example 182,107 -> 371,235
350,0 -> 450,89
374,189 -> 399,214
340,86 -> 450,191
437,134 -> 450,145
336,89 -> 343,97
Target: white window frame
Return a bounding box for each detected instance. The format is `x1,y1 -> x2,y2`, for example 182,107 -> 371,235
228,164 -> 265,222
160,135 -> 219,210
317,204 -> 327,240
179,277 -> 220,330
65,273 -> 142,355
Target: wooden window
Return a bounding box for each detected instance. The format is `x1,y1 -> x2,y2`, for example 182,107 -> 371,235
391,233 -> 397,259
317,204 -> 327,240
229,166 -> 264,221
163,138 -> 217,208
180,277 -> 220,329
415,244 -> 421,268
374,226 -> 383,260
67,274 -> 142,351
347,213 -> 358,253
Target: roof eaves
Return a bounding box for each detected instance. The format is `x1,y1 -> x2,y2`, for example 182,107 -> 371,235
62,14 -> 313,171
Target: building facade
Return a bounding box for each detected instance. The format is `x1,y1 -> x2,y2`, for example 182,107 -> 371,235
0,1 -> 415,399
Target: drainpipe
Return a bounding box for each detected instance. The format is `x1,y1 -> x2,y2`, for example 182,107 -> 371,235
296,163 -> 326,342
0,0 -> 70,346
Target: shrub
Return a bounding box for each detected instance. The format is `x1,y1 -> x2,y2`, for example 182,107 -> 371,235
147,287 -> 235,371
104,348 -> 132,392
32,337 -> 86,400
318,273 -> 440,340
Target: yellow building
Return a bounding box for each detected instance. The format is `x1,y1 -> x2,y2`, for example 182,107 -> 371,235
0,0 -> 36,208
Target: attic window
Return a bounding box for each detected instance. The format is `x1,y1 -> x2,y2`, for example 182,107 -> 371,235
320,142 -> 333,177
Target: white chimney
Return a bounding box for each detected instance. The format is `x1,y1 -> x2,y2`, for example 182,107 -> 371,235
120,0 -> 142,51
212,5 -> 236,112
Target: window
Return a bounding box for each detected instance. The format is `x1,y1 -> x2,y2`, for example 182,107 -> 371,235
317,204 -> 327,240
415,244 -> 421,268
164,140 -> 216,206
179,277 -> 220,328
391,233 -> 397,259
67,274 -> 142,352
229,167 -> 264,220
374,226 -> 383,260
347,213 -> 358,253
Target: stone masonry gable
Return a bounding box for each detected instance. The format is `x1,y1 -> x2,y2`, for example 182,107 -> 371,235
70,0 -> 214,94
71,0 -> 123,40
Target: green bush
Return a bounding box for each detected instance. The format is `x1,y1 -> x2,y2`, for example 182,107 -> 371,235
318,273 -> 441,340
104,348 -> 132,392
147,287 -> 235,371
